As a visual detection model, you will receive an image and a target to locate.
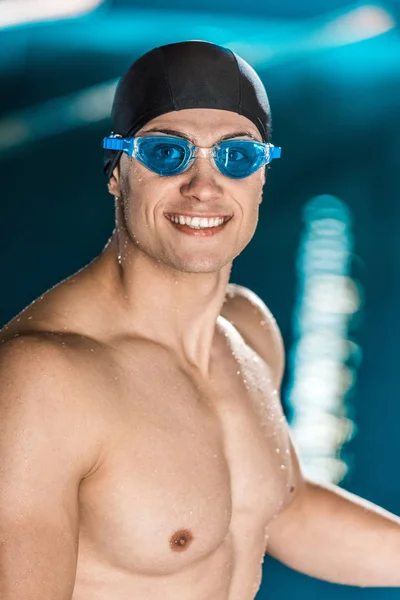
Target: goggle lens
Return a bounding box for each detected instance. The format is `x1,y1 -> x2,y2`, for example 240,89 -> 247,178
138,137 -> 189,175
216,141 -> 266,178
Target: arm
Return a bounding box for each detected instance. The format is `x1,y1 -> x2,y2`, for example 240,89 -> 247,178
223,283 -> 400,587
267,474 -> 400,586
0,336 -> 102,599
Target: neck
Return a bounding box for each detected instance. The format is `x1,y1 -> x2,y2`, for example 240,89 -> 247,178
92,233 -> 232,375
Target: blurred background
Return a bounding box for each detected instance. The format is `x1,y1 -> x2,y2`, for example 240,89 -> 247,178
1,0 -> 400,596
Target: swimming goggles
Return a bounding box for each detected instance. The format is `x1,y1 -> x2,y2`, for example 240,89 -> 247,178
103,134 -> 281,179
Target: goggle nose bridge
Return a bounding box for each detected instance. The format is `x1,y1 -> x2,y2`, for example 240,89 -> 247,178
191,145 -> 218,159
191,143 -> 270,160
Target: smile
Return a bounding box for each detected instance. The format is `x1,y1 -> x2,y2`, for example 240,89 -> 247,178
165,214 -> 231,229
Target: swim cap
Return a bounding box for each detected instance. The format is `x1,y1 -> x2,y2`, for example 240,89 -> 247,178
103,40 -> 271,179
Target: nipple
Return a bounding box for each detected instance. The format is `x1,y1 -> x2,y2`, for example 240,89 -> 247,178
169,529 -> 193,552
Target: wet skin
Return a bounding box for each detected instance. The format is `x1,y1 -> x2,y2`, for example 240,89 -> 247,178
0,109 -> 300,600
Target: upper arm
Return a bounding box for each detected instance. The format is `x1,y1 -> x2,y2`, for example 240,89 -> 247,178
0,336 -> 100,599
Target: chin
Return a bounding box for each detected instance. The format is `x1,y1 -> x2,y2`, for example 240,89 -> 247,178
168,255 -> 231,274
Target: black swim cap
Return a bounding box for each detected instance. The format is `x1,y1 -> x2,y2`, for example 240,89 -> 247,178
103,40 -> 271,179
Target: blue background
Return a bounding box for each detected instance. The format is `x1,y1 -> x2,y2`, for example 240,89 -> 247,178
1,0 -> 400,596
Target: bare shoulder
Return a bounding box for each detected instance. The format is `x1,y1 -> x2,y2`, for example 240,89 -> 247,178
0,332 -> 105,480
220,283 -> 285,387
0,331 -> 74,379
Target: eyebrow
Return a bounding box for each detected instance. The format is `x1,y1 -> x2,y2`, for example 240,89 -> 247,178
140,127 -> 260,143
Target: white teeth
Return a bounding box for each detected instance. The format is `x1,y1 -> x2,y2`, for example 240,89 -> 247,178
168,215 -> 227,229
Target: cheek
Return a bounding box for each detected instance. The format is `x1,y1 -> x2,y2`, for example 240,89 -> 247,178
122,167 -> 173,228
126,161 -> 149,192
234,178 -> 263,241
122,165 -> 153,211
238,176 -> 264,216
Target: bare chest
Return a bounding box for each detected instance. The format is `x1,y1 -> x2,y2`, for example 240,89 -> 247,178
77,337 -> 293,578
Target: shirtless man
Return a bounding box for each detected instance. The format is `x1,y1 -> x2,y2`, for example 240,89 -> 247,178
1,41 -> 399,600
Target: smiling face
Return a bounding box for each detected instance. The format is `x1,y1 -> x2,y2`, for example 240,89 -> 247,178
108,108 -> 267,274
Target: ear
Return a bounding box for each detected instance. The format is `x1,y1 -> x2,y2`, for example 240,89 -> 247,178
258,167 -> 267,203
107,165 -> 121,197
263,165 -> 268,185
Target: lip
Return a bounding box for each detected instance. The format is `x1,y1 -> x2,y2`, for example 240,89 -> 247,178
165,213 -> 232,219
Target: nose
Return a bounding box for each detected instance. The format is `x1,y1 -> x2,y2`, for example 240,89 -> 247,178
179,155 -> 224,203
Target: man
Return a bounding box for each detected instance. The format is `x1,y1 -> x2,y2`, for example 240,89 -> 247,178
0,41 -> 399,600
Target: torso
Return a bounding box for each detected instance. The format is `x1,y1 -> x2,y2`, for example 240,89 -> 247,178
1,273 -> 294,600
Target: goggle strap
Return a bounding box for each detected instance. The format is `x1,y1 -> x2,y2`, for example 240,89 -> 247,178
270,146 -> 281,159
103,136 -> 134,153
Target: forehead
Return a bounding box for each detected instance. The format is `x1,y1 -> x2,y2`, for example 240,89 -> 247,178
138,108 -> 262,142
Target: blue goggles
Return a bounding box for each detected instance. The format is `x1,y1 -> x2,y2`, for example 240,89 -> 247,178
103,134 -> 281,179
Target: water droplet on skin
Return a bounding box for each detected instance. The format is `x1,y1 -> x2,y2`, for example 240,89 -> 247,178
260,320 -> 266,326
27,316 -> 33,320
280,464 -> 287,470
275,448 -> 281,454
236,370 -> 240,375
